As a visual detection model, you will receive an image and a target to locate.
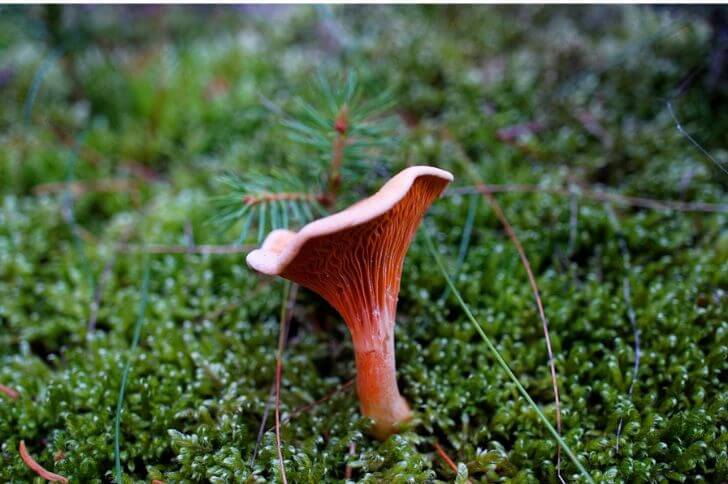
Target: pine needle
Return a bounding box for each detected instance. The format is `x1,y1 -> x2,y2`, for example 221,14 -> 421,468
114,260 -> 151,483
422,228 -> 594,483
0,384 -> 19,400
18,441 -> 68,483
433,441 -> 468,482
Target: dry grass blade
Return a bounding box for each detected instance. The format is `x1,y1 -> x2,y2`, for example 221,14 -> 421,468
249,282 -> 298,470
423,229 -> 594,483
18,441 -> 69,483
476,185 -> 566,481
443,131 -> 568,481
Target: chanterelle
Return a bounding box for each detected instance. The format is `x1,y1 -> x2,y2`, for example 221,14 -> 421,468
247,165 -> 453,439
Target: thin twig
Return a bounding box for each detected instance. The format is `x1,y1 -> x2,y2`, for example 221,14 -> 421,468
667,101 -> 728,176
0,384 -> 20,400
447,184 -> 728,213
18,441 -> 68,483
605,207 -> 641,453
423,229 -> 594,483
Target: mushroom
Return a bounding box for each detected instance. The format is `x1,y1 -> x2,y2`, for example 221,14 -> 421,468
246,165 -> 453,439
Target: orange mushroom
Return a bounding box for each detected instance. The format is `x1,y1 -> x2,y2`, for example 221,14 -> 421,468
247,166 -> 453,439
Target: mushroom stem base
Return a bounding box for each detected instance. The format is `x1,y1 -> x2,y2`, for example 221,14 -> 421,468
354,338 -> 412,440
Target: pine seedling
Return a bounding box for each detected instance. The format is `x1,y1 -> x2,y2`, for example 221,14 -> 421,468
283,71 -> 398,205
214,71 -> 398,242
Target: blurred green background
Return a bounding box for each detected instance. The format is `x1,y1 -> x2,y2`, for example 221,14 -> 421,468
0,5 -> 726,483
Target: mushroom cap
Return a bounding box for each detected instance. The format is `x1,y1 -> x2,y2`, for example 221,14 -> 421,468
246,166 -> 453,276
246,165 -> 453,346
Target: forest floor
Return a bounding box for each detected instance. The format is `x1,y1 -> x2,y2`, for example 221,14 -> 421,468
1,5 -> 726,483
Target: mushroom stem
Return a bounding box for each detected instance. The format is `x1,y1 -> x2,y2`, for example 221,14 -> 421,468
353,329 -> 412,440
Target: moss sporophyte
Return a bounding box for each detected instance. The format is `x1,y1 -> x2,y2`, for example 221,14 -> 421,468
247,166 -> 453,439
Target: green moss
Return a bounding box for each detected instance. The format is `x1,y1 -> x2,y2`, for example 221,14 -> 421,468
1,5 -> 726,483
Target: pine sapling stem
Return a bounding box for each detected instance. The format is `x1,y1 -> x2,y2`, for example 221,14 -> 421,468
326,104 -> 348,206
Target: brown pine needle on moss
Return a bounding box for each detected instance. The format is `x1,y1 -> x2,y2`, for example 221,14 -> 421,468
433,441 -> 458,474
18,441 -> 69,484
433,441 -> 474,483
